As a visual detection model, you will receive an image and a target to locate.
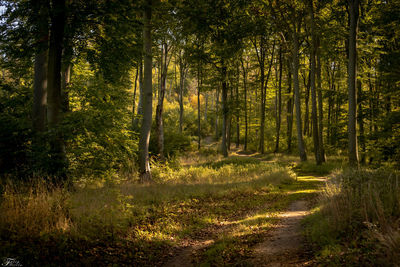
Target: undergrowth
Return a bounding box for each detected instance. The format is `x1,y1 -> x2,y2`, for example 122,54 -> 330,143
305,168 -> 400,266
0,155 -> 302,266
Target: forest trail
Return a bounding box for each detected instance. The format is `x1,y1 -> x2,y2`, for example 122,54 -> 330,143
164,199 -> 314,267
251,200 -> 311,266
162,165 -> 326,266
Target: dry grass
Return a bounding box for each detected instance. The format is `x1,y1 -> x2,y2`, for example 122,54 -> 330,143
307,168 -> 400,264
0,180 -> 71,239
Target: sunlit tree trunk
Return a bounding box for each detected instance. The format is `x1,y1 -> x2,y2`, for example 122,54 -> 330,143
309,0 -> 322,165
286,59 -> 294,152
131,65 -> 139,126
139,0 -> 153,183
348,0 -> 360,167
178,51 -> 187,133
275,46 -> 282,153
155,42 -> 168,162
292,21 -> 307,161
241,58 -> 248,151
316,49 -> 326,162
61,44 -> 73,113
197,61 -> 202,150
221,64 -> 228,157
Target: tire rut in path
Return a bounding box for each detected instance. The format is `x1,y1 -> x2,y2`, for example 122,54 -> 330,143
251,200 -> 311,266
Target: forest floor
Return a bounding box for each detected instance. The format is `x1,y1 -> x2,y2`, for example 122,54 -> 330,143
162,170 -> 326,267
161,141 -> 328,266
1,140 -> 336,266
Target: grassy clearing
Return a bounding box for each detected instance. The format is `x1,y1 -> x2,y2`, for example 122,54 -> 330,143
0,152 -> 319,266
304,168 -> 400,266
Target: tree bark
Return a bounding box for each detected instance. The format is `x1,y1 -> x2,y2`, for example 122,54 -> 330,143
33,48 -> 48,133
197,61 -> 201,150
139,0 -> 153,183
348,0 -> 360,167
303,68 -> 310,137
132,65 -> 139,126
309,0 -> 322,165
275,46 -> 282,153
253,37 -> 266,154
47,0 -> 67,180
286,59 -> 294,152
32,0 -> 48,134
221,64 -> 228,157
236,64 -> 240,148
178,51 -> 186,133
133,58 -> 143,129
155,42 -> 168,162
292,22 -> 307,161
215,87 -> 220,140
316,48 -> 326,162
241,58 -> 248,151
357,79 -> 366,164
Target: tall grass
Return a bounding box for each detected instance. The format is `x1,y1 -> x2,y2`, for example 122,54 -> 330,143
0,156 -> 296,265
0,180 -> 71,239
306,168 -> 400,265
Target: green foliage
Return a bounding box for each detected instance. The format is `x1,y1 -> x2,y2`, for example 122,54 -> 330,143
0,80 -> 32,176
64,61 -> 138,179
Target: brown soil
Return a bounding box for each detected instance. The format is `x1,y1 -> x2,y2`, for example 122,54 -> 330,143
251,200 -> 312,266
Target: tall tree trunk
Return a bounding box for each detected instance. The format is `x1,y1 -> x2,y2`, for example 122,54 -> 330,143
309,0 -> 322,165
139,0 -> 153,183
292,23 -> 307,161
221,64 -> 228,157
241,58 -> 248,151
348,0 -> 360,167
197,61 -> 201,150
254,37 -> 266,154
32,0 -> 48,134
303,69 -> 310,137
204,93 -> 208,121
357,79 -> 366,164
255,38 -> 275,154
33,47 -> 48,133
227,84 -> 233,151
316,49 -> 326,162
178,53 -> 186,133
155,42 -> 168,162
61,60 -> 71,113
133,58 -> 143,129
132,65 -> 139,126
286,59 -> 294,152
236,64 -> 240,148
61,39 -> 73,114
275,46 -> 282,153
215,87 -> 220,140
47,0 -> 67,180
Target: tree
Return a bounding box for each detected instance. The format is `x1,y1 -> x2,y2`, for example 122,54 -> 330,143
347,0 -> 360,167
138,0 -> 153,183
308,0 -> 322,165
291,15 -> 307,161
47,0 -> 68,180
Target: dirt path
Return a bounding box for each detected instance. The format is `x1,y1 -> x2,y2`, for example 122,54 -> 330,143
163,239 -> 213,267
251,200 -> 312,266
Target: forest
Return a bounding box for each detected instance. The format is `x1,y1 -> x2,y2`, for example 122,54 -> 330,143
0,0 -> 399,266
